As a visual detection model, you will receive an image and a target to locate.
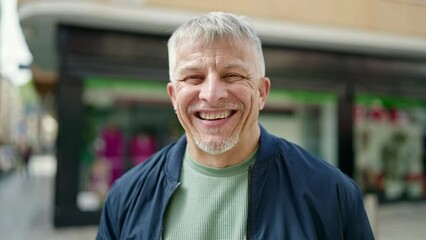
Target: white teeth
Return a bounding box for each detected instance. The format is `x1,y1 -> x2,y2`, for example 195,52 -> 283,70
199,111 -> 231,120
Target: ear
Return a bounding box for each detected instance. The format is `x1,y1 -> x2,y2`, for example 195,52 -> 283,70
167,82 -> 177,110
258,77 -> 271,110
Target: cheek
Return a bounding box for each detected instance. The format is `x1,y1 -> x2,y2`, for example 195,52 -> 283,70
175,87 -> 198,108
232,85 -> 256,104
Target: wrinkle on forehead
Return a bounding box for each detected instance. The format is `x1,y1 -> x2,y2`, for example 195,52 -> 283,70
170,35 -> 265,81
175,40 -> 255,75
181,37 -> 251,56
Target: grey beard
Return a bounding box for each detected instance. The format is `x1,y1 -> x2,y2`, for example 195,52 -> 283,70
192,133 -> 240,155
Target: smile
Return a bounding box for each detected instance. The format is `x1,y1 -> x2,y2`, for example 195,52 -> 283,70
197,110 -> 237,120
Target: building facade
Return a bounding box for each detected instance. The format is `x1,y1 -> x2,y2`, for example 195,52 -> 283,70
18,0 -> 426,226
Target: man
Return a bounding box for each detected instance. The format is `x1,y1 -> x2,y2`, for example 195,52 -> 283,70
97,12 -> 374,239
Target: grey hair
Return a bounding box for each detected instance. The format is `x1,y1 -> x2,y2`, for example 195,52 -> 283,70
167,12 -> 265,81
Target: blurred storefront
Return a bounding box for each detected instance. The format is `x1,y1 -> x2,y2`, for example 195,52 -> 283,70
0,78 -> 21,146
0,77 -> 23,174
18,0 -> 426,227
355,97 -> 426,202
0,75 -> 53,175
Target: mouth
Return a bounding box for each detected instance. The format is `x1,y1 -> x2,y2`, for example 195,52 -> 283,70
196,110 -> 237,120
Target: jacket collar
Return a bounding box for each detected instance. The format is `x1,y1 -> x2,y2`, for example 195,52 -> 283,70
165,135 -> 187,183
165,124 -> 279,182
255,125 -> 280,169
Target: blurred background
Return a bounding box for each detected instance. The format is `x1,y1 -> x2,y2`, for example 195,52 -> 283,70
1,0 -> 426,239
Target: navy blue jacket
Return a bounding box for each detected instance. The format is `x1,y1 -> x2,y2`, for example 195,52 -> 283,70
97,126 -> 374,239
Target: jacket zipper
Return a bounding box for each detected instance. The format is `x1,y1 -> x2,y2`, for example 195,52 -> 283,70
246,165 -> 253,240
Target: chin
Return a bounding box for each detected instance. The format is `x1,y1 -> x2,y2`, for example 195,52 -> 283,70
194,136 -> 240,155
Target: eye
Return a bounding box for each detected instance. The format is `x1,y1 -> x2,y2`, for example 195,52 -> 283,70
180,75 -> 205,85
223,73 -> 245,83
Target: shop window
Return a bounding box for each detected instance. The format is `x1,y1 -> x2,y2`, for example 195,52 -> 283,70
355,95 -> 426,202
260,89 -> 338,166
77,77 -> 181,211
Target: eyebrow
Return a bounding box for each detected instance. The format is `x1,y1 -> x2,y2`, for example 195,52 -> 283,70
178,66 -> 200,75
222,64 -> 248,71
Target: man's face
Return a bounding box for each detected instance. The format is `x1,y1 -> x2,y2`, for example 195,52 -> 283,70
167,39 -> 270,155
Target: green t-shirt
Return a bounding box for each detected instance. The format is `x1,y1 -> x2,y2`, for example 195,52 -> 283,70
163,148 -> 257,240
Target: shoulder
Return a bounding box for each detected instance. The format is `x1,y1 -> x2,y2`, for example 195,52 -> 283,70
257,127 -> 373,237
97,138 -> 186,238
280,137 -> 354,187
259,126 -> 358,195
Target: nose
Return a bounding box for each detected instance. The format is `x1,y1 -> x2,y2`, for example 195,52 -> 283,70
199,74 -> 228,103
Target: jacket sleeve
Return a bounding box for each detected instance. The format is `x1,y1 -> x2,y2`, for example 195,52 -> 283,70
344,180 -> 375,240
96,187 -> 120,240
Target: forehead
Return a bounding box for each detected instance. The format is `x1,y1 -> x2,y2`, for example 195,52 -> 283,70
175,38 -> 256,68
177,37 -> 253,60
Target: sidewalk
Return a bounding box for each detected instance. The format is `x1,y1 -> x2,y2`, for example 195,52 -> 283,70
1,155 -> 426,240
376,201 -> 426,240
0,155 -> 96,240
